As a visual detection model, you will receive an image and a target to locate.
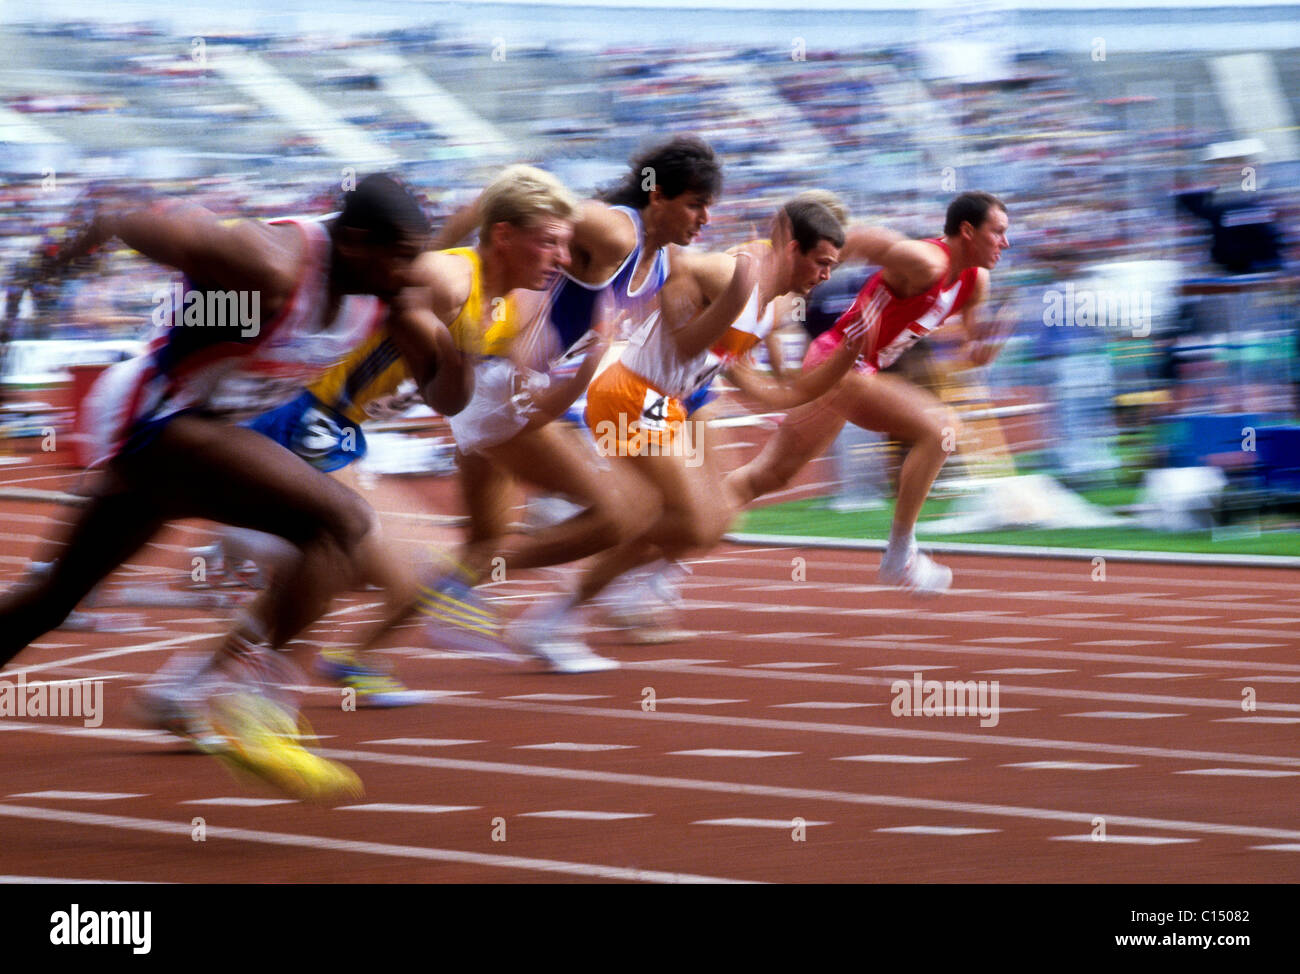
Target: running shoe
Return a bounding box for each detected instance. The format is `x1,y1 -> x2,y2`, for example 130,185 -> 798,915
508,610 -> 618,674
601,565 -> 695,644
135,678 -> 224,751
203,692 -> 362,801
416,565 -> 510,657
879,546 -> 953,595
315,648 -> 428,707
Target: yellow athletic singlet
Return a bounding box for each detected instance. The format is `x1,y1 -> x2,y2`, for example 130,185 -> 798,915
306,247 -> 518,422
443,247 -> 518,358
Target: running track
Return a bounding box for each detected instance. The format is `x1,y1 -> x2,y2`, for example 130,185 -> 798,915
1,456 -> 1298,884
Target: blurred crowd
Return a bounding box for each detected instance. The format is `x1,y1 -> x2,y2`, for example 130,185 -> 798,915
2,18 -> 1297,481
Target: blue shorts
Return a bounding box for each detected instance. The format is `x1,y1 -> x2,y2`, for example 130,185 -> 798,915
243,390 -> 367,473
682,383 -> 717,417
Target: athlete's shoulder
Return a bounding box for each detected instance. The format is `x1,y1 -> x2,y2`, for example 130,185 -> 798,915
408,249 -> 474,320
573,199 -> 638,256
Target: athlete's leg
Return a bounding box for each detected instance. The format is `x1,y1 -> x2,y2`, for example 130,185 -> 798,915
725,397 -> 847,508
826,370 -> 959,549
470,422 -> 659,576
0,474 -> 165,666
152,417 -> 372,651
455,446 -> 521,574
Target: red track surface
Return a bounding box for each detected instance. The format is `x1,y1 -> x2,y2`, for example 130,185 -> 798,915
1,454 -> 1298,884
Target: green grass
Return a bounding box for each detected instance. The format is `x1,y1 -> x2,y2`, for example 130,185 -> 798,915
736,493 -> 1300,557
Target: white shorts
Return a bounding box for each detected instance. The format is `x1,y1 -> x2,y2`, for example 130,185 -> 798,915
446,357 -> 533,455
78,356 -> 150,468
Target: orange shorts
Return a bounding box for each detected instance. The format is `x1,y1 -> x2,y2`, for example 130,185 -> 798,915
585,361 -> 687,457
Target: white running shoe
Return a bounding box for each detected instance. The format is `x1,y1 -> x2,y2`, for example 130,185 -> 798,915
879,547 -> 953,595
601,564 -> 695,644
508,611 -> 619,674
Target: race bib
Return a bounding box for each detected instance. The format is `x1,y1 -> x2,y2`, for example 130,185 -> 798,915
639,387 -> 670,431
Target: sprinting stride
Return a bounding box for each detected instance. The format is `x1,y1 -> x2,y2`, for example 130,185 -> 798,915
726,191 -> 1010,593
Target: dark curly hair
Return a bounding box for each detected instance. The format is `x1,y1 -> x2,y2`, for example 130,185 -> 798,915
599,135 -> 723,209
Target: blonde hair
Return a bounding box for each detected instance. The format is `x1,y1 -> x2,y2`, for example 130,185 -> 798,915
790,189 -> 850,227
479,164 -> 578,239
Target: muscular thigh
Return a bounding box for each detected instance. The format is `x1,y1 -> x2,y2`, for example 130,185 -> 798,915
126,415 -> 367,546
829,371 -> 948,444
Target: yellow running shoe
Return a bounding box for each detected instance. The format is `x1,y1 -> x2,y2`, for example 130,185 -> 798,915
204,692 -> 363,802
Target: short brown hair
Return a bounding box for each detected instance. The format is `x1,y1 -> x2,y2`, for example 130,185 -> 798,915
944,191 -> 1006,236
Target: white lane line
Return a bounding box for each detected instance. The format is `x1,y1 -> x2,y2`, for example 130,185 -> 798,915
339,804 -> 479,814
1051,835 -> 1197,845
771,702 -> 880,709
0,724 -> 172,743
834,755 -> 965,764
1101,672 -> 1204,679
670,749 -> 800,759
871,634 -> 935,641
1081,640 -> 1167,647
737,632 -> 835,640
676,593 -> 1290,640
503,694 -> 609,702
1174,769 -> 1300,778
877,826 -> 999,836
860,664 -> 955,672
9,791 -> 144,801
361,738 -> 486,747
520,810 -> 651,821
978,668 -> 1074,675
1214,717 -> 1300,724
695,818 -> 829,828
655,698 -> 746,706
1252,844 -> 1300,852
641,659 -> 725,666
966,637 -> 1053,644
1194,643 -> 1285,650
4,632 -> 217,679
1003,761 -> 1137,771
625,661 -> 1300,714
1050,613 -> 1119,619
514,743 -> 636,752
411,699 -> 1300,769
1239,618 -> 1300,625
179,798 -> 297,807
1146,615 -> 1217,622
0,803 -> 748,883
1067,712 -> 1185,719
694,632 -> 1300,675
1222,676 -> 1300,683
745,662 -> 837,670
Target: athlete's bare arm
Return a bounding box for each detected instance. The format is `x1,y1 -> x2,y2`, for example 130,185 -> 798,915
838,225 -> 906,266
724,290 -> 881,410
56,199 -> 299,312
956,269 -> 999,366
659,249 -> 758,361
877,238 -> 950,297
564,200 -> 638,282
389,250 -> 475,416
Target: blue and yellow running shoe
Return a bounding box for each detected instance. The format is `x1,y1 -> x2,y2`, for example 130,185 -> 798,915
415,565 -> 512,659
315,648 -> 430,707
